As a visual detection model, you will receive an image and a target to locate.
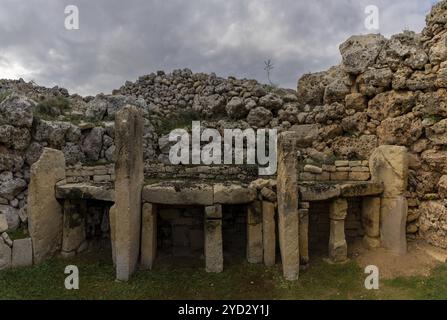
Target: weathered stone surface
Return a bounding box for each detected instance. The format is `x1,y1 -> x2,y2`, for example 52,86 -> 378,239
262,201 -> 276,267
419,201 -> 447,249
339,34 -> 387,74
28,148 -> 65,264
329,198 -> 348,220
289,124 -> 319,148
363,235 -> 381,250
299,183 -> 340,201
205,204 -> 222,219
143,182 -> 213,206
299,209 -> 309,265
247,107 -> 273,127
204,219 -> 223,273
340,182 -> 383,197
12,238 -> 33,267
277,132 -> 300,280
0,205 -> 19,231
367,91 -> 416,121
380,196 -> 408,255
260,187 -> 276,202
0,214 -> 8,233
329,219 -> 347,262
370,145 -> 408,197
376,115 -> 423,146
81,127 -> 104,161
0,94 -> 34,128
247,201 -> 263,264
0,239 -> 11,270
141,203 -> 157,270
426,119 -> 447,145
62,200 -> 86,255
438,175 -> 447,199
0,178 -> 26,200
56,183 -> 115,202
362,197 -> 381,238
110,105 -> 144,281
421,149 -> 447,174
213,183 -> 256,205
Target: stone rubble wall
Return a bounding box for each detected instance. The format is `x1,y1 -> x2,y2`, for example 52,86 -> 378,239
66,164 -> 115,184
1,0 -> 447,257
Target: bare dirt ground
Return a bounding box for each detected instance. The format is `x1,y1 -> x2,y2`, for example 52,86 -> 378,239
350,239 -> 447,279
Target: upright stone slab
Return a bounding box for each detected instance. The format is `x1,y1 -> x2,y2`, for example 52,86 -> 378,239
370,145 -> 408,255
62,200 -> 86,257
28,148 -> 65,264
204,218 -> 223,273
247,201 -> 263,264
362,197 -> 381,238
141,203 -> 157,270
277,132 -> 300,280
299,209 -> 309,265
110,105 -> 144,281
262,201 -> 276,267
12,238 -> 33,267
329,198 -> 348,262
380,196 -> 408,255
0,239 -> 11,270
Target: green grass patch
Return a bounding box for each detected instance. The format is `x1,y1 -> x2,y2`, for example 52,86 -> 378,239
0,91 -> 11,103
7,228 -> 28,241
155,110 -> 202,135
1,253 -> 445,300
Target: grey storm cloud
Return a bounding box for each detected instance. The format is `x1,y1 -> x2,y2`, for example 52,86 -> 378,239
0,0 -> 440,95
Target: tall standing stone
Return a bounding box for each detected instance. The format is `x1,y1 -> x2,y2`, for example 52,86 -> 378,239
204,218 -> 223,273
110,105 -> 144,281
247,201 -> 263,264
61,200 -> 86,257
362,197 -> 381,249
262,201 -> 276,267
370,145 -> 408,255
277,132 -> 300,281
299,209 -> 309,265
329,198 -> 348,262
28,148 -> 65,264
141,202 -> 157,270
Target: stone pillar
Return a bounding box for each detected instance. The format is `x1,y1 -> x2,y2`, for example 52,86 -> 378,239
204,204 -> 223,273
370,145 -> 408,255
247,201 -> 263,264
262,201 -> 276,267
110,105 -> 144,281
141,203 -> 157,270
28,148 -> 65,264
329,198 -> 348,263
299,208 -> 309,266
362,197 -> 381,249
277,132 -> 300,281
62,200 -> 86,257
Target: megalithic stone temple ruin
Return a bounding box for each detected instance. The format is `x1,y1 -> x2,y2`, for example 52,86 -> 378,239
1,0 -> 447,281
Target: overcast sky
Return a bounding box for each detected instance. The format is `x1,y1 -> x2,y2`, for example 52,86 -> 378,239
0,0 -> 440,96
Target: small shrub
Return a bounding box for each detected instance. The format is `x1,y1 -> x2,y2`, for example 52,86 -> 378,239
35,96 -> 71,117
156,110 -> 202,135
0,91 -> 11,103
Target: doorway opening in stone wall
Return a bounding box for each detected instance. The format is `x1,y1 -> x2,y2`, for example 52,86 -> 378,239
80,200 -> 113,260
308,199 -> 365,261
155,205 -> 205,267
222,205 -> 247,265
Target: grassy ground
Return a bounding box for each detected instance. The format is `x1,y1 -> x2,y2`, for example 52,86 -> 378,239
0,252 -> 446,300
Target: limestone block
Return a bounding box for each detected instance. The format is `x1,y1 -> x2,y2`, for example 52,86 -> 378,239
247,201 -> 263,264
141,203 -> 157,270
362,197 -> 381,238
380,196 -> 407,255
299,209 -> 309,265
0,214 -> 8,233
62,200 -> 86,255
363,235 -> 381,250
370,145 -> 408,197
56,183 -> 115,202
339,182 -> 383,197
277,132 -> 300,281
329,198 -> 348,220
12,238 -> 33,267
143,182 -> 213,206
213,183 -> 257,204
205,204 -> 222,219
329,219 -> 347,262
28,148 -> 65,264
331,172 -> 349,181
0,239 -> 11,270
112,105 -> 144,281
299,184 -> 340,202
262,201 -> 276,267
204,219 -> 223,273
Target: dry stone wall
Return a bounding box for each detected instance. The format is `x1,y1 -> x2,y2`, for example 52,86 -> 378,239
1,0 -> 447,256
